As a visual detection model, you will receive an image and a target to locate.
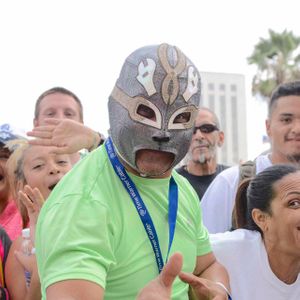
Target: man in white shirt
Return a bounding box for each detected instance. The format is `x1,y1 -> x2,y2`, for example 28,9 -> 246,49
201,80 -> 300,233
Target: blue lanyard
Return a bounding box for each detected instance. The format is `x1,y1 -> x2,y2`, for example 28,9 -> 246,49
105,137 -> 178,273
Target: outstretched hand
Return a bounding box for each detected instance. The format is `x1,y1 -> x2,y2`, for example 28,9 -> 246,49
18,185 -> 44,244
179,272 -> 229,300
27,118 -> 98,154
136,252 -> 183,300
136,253 -> 229,300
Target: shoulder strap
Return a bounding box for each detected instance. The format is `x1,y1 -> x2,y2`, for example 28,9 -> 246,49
238,159 -> 256,183
231,159 -> 257,230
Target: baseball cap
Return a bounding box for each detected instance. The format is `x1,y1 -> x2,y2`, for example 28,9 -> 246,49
0,123 -> 26,146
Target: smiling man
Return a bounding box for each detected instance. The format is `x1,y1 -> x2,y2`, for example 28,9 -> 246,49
201,80 -> 300,233
35,43 -> 230,300
28,87 -> 105,165
177,107 -> 228,200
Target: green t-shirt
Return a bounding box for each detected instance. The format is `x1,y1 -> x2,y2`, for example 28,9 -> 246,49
36,145 -> 211,299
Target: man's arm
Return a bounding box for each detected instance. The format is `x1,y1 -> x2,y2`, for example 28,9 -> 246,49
46,279 -> 104,300
47,253 -> 182,300
27,118 -> 104,154
137,252 -> 230,300
36,197 -> 112,300
193,252 -> 230,286
179,252 -> 230,300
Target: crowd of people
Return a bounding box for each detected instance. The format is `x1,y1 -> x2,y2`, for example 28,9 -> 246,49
0,43 -> 299,300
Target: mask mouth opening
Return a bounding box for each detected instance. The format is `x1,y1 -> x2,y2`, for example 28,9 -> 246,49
135,149 -> 175,162
137,148 -> 174,155
134,149 -> 176,177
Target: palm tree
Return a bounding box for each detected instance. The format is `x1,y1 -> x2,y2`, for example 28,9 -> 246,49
248,29 -> 300,100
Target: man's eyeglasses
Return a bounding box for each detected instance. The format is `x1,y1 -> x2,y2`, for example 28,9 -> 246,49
193,124 -> 219,134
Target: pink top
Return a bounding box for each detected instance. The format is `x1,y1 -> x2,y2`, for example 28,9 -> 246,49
0,200 -> 22,240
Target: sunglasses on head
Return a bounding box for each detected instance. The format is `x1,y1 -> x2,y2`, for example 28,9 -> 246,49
193,124 -> 219,134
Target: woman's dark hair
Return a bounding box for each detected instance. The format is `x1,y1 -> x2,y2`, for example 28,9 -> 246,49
234,164 -> 299,234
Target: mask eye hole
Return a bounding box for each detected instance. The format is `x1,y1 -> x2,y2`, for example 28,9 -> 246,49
168,105 -> 198,130
173,112 -> 191,124
136,104 -> 156,121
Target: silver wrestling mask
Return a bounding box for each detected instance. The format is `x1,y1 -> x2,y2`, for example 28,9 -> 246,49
108,43 -> 201,176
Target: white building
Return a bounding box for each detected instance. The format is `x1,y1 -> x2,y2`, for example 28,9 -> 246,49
200,72 -> 247,166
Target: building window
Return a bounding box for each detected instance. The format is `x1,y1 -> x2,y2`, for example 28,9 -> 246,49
219,84 -> 226,91
208,83 -> 214,91
220,95 -> 227,163
220,96 -> 226,131
219,95 -> 225,102
231,96 -> 239,163
208,94 -> 215,111
230,84 -> 237,92
231,96 -> 237,118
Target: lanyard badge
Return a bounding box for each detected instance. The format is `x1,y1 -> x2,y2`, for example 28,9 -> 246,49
105,137 -> 178,273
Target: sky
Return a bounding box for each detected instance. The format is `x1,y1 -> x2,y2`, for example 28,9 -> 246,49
0,0 -> 299,159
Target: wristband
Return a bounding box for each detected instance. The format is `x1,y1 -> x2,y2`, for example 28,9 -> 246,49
88,132 -> 105,152
215,282 -> 232,300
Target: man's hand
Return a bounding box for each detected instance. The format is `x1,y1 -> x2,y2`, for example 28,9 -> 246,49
136,252 -> 183,300
27,118 -> 100,154
179,272 -> 229,300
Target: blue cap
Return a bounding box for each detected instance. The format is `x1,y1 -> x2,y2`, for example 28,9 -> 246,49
0,123 -> 26,146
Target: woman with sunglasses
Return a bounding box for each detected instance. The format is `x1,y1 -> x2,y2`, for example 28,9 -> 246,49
177,107 -> 228,200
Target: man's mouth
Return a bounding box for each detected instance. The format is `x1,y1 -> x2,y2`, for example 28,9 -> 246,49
0,174 -> 3,181
197,144 -> 208,148
194,143 -> 209,150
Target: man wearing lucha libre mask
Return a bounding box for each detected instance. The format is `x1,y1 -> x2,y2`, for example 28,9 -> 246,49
35,44 -> 231,300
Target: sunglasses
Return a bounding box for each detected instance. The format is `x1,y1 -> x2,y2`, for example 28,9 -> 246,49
193,124 -> 219,134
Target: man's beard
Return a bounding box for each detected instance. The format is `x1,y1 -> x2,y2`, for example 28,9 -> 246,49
196,144 -> 216,164
189,141 -> 217,165
198,153 -> 207,164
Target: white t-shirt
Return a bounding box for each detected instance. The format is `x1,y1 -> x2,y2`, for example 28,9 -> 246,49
200,154 -> 272,233
210,229 -> 300,300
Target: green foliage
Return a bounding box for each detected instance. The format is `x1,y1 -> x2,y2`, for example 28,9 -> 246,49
248,29 -> 300,100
